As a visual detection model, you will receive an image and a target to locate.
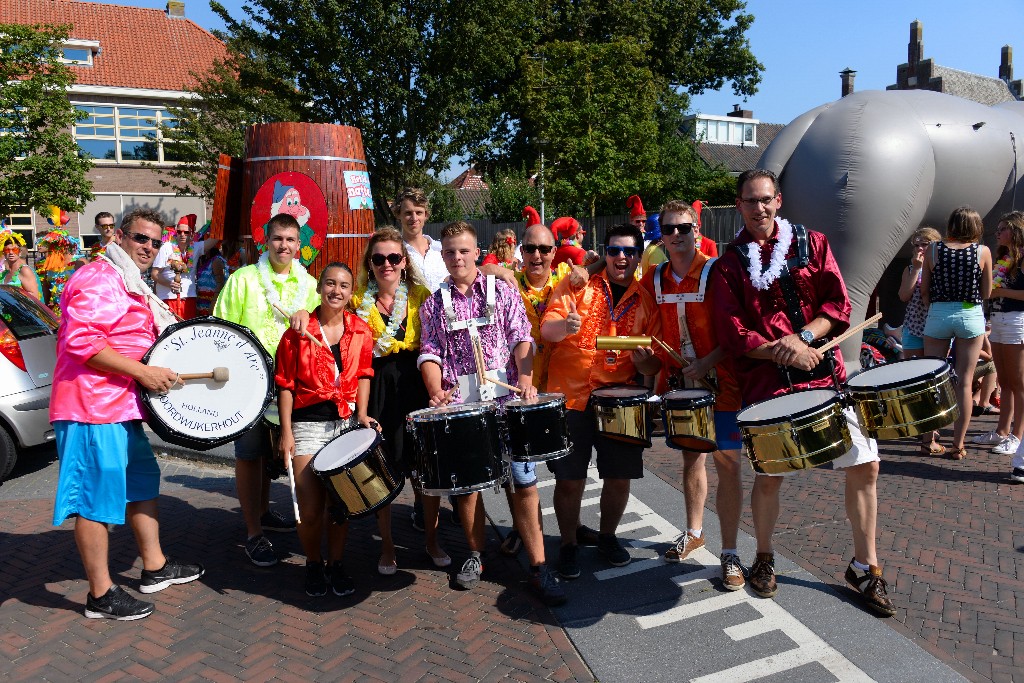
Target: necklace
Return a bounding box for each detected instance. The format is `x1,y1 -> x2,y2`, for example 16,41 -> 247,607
743,218 -> 794,291
517,271 -> 555,317
255,252 -> 311,335
356,279 -> 408,355
599,279 -> 637,337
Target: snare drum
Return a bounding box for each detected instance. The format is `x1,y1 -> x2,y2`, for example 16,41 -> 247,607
591,386 -> 654,447
846,358 -> 957,440
736,389 -> 851,474
407,402 -> 507,496
504,393 -> 571,462
311,427 -> 404,519
662,388 -> 716,452
141,317 -> 274,451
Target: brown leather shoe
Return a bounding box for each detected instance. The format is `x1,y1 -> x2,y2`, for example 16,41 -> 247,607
664,531 -> 705,563
748,552 -> 777,598
844,560 -> 897,616
720,552 -> 746,591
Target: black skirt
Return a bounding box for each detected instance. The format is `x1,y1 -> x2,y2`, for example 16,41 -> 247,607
367,349 -> 429,475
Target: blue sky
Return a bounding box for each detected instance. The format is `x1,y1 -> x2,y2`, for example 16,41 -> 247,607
107,1 -> 1024,126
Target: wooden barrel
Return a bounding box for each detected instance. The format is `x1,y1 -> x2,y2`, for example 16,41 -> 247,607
209,153 -> 243,243
241,123 -> 375,278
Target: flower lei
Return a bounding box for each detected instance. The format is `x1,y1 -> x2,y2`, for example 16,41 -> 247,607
743,218 -> 794,291
993,257 -> 1013,289
255,252 -> 311,335
559,237 -> 581,248
355,279 -> 409,355
517,270 -> 555,317
169,240 -> 195,270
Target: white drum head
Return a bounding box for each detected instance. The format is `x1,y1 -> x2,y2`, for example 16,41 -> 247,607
593,386 -> 649,399
664,389 -> 712,401
847,358 -> 945,387
409,401 -> 496,421
314,428 -> 377,469
506,393 -> 565,409
738,390 -> 837,421
145,320 -> 272,441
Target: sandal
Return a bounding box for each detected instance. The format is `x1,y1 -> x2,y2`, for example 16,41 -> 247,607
920,443 -> 946,456
949,447 -> 967,461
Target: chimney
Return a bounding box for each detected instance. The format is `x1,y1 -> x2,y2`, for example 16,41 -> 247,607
909,20 -> 923,67
1001,45 -> 1014,82
726,103 -> 754,119
840,68 -> 857,97
166,1 -> 185,19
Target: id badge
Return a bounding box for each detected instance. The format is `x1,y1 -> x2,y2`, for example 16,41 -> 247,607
605,351 -> 618,367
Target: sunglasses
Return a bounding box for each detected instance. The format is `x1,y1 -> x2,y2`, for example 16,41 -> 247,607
661,223 -> 695,236
522,244 -> 554,255
126,231 -> 162,250
176,229 -> 192,235
606,246 -> 640,258
371,252 -> 403,267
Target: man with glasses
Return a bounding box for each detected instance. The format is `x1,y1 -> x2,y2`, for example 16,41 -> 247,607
51,208 -> 204,620
152,215 -> 203,320
541,223 -> 662,578
710,168 -> 896,616
89,211 -> 119,262
639,200 -> 746,590
626,195 -> 647,230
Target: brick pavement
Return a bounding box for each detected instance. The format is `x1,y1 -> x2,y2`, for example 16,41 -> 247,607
0,456 -> 594,683
644,413 -> 1024,683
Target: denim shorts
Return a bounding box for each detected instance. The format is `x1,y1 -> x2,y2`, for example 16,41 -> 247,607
502,460 -> 538,489
234,421 -> 271,461
924,301 -> 985,339
52,421 -> 161,526
990,311 -> 1024,345
292,416 -> 357,456
902,332 -> 924,350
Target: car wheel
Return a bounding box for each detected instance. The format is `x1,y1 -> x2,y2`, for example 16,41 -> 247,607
0,428 -> 16,483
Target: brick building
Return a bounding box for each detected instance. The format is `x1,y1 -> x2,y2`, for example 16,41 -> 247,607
0,0 -> 226,247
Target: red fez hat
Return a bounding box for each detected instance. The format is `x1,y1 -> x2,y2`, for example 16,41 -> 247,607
626,195 -> 645,219
177,214 -> 198,230
522,206 -> 542,227
691,200 -> 703,228
551,216 -> 581,239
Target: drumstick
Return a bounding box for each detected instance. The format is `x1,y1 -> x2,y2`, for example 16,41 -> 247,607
178,367 -> 229,382
286,462 -> 301,525
272,303 -> 328,349
817,313 -> 883,352
482,375 -> 524,395
650,336 -> 717,394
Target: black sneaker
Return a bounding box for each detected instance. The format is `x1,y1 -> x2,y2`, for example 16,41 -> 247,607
597,534 -> 630,567
329,562 -> 355,597
304,560 -> 328,597
557,544 -> 581,580
139,558 -> 205,594
456,555 -> 483,589
260,510 -> 296,532
84,585 -> 154,621
500,529 -> 523,557
529,565 -> 568,606
411,499 -> 425,532
1011,467 -> 1024,484
575,524 -> 600,547
245,534 -> 278,567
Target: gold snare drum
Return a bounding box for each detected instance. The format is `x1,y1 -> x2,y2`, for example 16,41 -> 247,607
736,389 -> 851,475
846,358 -> 957,440
662,388 -> 716,452
591,386 -> 653,447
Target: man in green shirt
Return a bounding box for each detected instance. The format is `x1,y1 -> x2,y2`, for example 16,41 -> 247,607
213,214 -> 319,566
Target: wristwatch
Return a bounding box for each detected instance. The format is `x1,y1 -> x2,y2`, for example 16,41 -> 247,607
798,329 -> 814,345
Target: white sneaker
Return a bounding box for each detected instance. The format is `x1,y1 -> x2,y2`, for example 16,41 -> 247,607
972,430 -> 1006,445
992,435 -> 1020,455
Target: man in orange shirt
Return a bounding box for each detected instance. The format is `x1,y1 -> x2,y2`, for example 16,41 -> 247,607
541,223 -> 661,578
639,200 -> 745,590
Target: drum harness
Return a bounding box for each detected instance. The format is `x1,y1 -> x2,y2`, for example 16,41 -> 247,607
730,224 -> 845,398
653,259 -> 719,392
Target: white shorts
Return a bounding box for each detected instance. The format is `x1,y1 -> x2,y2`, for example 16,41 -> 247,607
758,407 -> 879,477
989,311 -> 1024,345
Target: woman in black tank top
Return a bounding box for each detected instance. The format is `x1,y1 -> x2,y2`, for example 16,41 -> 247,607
921,206 -> 993,459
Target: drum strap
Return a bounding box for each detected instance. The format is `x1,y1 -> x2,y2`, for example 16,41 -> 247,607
441,275 -> 495,331
655,261 -> 718,388
441,275 -> 507,401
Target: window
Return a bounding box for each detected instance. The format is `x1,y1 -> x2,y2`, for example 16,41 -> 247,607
60,47 -> 92,66
73,105 -> 178,164
2,209 -> 35,248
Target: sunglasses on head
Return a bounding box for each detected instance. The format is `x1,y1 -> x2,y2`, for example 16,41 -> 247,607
661,222 -> 695,236
606,246 -> 640,258
371,252 -> 403,267
126,231 -> 162,250
522,244 -> 554,255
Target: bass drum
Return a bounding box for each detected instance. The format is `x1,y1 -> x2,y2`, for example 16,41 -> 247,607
141,317 -> 274,451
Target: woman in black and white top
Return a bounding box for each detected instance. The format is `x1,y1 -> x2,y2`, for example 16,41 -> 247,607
922,206 -> 993,460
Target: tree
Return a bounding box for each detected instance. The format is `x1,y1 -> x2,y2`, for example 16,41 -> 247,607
484,170 -> 540,222
0,23 -> 93,216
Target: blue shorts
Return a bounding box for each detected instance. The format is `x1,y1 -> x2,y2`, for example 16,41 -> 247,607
924,301 -> 985,339
902,332 -> 924,350
503,460 -> 538,489
714,410 -> 742,451
52,421 -> 161,526
234,421 -> 271,461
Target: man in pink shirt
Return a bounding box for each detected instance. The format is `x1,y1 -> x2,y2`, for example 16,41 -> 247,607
51,208 -> 203,621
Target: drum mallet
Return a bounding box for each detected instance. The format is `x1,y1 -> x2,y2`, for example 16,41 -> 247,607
272,303 -> 328,349
817,313 -> 883,352
482,375 -> 524,395
178,367 -> 230,382
286,463 -> 301,524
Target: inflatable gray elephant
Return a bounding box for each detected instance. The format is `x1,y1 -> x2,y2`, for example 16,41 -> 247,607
759,89 -> 1024,369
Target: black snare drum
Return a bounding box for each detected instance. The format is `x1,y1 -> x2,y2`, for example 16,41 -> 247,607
407,402 -> 507,496
503,393 -> 571,462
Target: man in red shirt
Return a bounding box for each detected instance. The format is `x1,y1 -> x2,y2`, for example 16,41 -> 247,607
710,169 -> 895,617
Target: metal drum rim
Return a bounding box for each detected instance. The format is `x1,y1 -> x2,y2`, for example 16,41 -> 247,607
736,389 -> 842,427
